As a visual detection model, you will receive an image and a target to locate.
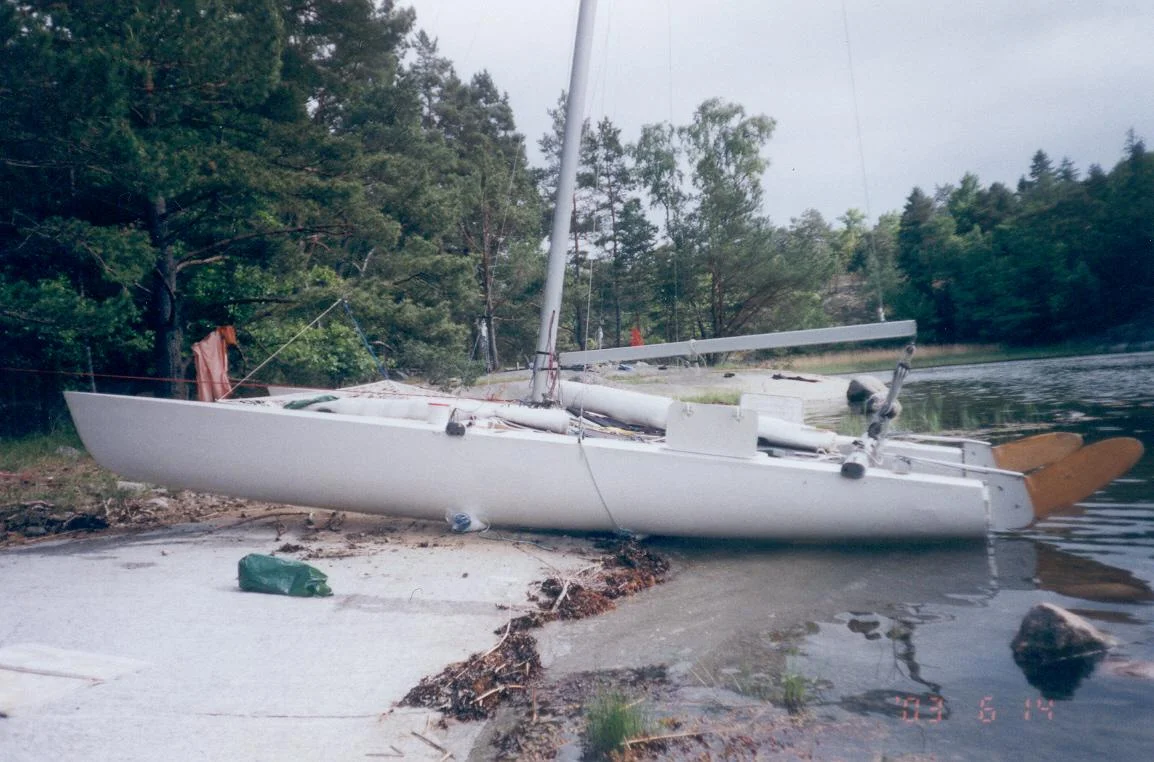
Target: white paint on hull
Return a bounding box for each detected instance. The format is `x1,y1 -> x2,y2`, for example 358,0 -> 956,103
66,392 -> 992,540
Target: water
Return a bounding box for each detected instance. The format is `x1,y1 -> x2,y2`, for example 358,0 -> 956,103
800,351 -> 1154,759
900,351 -> 1154,583
540,352 -> 1154,760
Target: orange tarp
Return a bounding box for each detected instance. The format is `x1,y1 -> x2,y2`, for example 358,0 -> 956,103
192,327 -> 238,402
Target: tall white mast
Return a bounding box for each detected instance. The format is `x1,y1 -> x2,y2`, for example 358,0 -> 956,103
529,0 -> 598,403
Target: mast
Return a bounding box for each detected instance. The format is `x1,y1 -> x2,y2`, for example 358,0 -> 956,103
529,0 -> 598,403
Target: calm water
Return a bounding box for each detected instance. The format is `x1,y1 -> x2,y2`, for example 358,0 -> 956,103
796,351 -> 1154,759
543,352 -> 1154,760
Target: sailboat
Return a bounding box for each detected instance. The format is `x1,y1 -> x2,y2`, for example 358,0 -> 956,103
64,0 -> 1142,541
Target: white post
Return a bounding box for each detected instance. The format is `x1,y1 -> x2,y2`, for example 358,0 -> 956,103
529,0 -> 598,403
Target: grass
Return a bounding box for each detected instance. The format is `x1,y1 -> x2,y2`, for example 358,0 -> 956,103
780,672 -> 811,715
833,396 -> 1050,437
0,426 -> 84,471
583,692 -> 649,760
770,341 -> 1110,375
834,400 -> 941,436
677,390 -> 742,405
0,427 -> 124,519
558,340 -> 1118,379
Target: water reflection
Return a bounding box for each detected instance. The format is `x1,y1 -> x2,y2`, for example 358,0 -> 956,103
540,354 -> 1154,756
1014,646 -> 1104,701
640,537 -> 1144,702
819,352 -> 1154,747
545,532 -> 1150,705
795,536 -> 1150,722
1032,541 -> 1154,604
994,537 -> 1154,606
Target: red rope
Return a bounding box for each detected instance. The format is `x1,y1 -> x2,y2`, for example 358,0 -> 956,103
0,366 -> 274,391
0,366 -> 521,405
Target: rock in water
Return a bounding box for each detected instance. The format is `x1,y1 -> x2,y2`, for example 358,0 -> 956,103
846,375 -> 902,419
1011,603 -> 1118,699
1011,603 -> 1117,663
846,375 -> 886,407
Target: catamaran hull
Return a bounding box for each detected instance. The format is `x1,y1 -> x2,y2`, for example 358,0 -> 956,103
66,392 -> 991,541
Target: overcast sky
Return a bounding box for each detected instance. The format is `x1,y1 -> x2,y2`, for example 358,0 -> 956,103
406,0 -> 1154,226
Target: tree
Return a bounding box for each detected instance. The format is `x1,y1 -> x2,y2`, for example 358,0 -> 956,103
1018,149 -> 1056,198
883,136 -> 1154,345
863,212 -> 902,321
834,208 -> 867,288
581,117 -> 644,347
1093,130 -> 1154,327
448,72 -> 540,370
630,100 -> 833,344
631,122 -> 689,341
4,1 -> 278,398
536,92 -> 597,351
680,99 -> 779,338
0,1 -> 418,401
894,188 -> 966,340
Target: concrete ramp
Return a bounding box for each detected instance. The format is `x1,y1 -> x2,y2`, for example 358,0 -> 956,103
0,643 -> 148,716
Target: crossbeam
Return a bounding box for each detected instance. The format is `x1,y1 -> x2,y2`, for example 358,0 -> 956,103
558,320 -> 916,366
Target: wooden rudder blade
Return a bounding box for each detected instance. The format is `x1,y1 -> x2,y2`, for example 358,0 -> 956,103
1026,437 -> 1144,519
993,432 -> 1083,473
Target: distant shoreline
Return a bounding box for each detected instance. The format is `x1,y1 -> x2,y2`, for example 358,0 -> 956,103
775,341 -> 1154,376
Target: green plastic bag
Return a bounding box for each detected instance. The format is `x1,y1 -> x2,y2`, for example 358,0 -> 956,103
238,554 -> 333,597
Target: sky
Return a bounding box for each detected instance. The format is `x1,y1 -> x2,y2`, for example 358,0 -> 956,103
405,0 -> 1154,226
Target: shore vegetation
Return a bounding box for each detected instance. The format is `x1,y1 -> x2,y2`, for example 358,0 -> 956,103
3,3 -> 1150,440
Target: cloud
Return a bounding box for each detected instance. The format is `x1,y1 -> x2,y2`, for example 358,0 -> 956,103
408,0 -> 1154,223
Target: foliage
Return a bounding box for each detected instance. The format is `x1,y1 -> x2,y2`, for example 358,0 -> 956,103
400,35 -> 541,370
0,1 -> 517,432
780,672 -> 810,714
628,101 -> 835,350
890,139 -> 1154,344
0,427 -> 84,472
1,1 -> 408,404
582,691 -> 649,760
2,3 -> 1150,438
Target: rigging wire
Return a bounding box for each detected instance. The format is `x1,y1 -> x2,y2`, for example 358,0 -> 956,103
663,1 -> 680,343
594,0 -> 613,120
222,296 -> 345,399
578,433 -> 625,534
840,0 -> 887,321
666,0 -> 675,124
341,298 -> 389,380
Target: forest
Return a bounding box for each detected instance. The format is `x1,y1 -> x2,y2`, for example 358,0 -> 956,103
2,1 -> 1152,435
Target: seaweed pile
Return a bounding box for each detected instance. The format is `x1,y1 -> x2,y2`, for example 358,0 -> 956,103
401,539 -> 670,722
510,540 -> 670,631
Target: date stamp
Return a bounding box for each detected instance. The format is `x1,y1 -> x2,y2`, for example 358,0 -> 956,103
894,695 -> 1055,723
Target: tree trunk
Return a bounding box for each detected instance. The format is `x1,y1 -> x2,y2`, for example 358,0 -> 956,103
149,194 -> 185,399
482,256 -> 499,372
570,199 -> 586,351
478,208 -> 500,372
609,201 -> 622,347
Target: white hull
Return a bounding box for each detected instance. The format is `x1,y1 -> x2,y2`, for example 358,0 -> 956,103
66,391 -> 994,541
